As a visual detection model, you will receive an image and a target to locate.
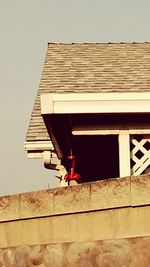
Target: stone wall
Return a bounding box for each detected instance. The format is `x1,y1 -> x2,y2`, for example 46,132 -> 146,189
0,175 -> 150,266
0,237 -> 150,267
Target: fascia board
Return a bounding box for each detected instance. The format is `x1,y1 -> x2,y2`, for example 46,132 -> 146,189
24,141 -> 53,151
41,92 -> 150,114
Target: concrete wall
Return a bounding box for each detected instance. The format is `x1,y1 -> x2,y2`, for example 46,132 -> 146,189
0,175 -> 150,266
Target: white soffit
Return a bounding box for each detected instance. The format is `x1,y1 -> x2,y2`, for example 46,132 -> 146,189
41,92 -> 150,114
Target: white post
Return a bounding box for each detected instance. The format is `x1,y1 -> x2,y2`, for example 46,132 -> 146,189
118,132 -> 131,177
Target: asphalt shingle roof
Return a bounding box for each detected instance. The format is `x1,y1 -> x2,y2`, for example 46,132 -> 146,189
26,43 -> 150,142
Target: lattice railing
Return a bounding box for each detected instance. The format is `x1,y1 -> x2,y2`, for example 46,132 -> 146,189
130,135 -> 150,175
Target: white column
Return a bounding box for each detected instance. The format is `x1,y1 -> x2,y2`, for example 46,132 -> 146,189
118,132 -> 131,177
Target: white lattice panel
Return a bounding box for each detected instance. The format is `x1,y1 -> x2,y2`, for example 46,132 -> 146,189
130,136 -> 150,175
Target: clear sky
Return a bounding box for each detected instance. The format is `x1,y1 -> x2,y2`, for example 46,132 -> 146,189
0,0 -> 150,196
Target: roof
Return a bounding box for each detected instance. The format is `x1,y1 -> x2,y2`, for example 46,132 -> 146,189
26,42 -> 150,143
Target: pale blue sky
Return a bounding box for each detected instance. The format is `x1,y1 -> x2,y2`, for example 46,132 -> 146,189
0,0 -> 150,196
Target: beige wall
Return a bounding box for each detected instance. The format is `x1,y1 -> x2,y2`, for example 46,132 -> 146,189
0,175 -> 150,249
0,237 -> 150,267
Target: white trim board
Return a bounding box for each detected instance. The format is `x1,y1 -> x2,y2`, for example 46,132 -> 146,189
41,92 -> 150,114
72,129 -> 150,135
24,141 -> 53,151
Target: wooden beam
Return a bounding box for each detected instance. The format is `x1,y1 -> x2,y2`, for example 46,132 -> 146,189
72,129 -> 150,135
118,132 -> 131,177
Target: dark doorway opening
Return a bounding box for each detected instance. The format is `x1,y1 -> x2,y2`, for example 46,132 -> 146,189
72,135 -> 119,183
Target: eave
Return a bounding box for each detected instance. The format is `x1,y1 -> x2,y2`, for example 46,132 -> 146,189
41,92 -> 150,114
41,92 -> 150,160
24,140 -> 53,158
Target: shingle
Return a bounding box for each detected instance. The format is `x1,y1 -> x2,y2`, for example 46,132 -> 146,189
26,43 -> 150,142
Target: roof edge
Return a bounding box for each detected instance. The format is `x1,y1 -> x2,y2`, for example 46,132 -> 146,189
48,41 -> 150,45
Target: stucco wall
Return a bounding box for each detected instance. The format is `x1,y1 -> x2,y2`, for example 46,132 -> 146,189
0,175 -> 150,266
